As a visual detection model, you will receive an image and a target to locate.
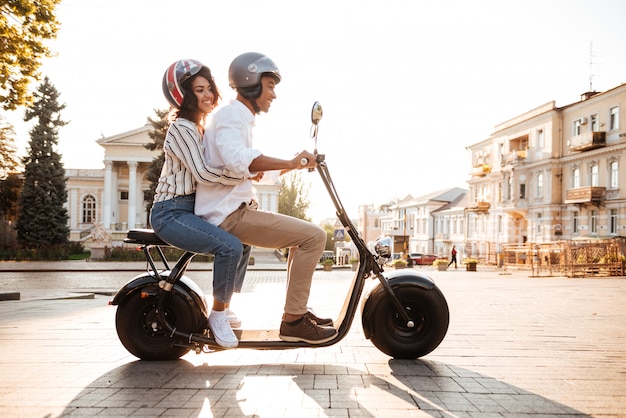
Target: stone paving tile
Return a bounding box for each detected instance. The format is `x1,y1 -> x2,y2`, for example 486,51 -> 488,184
1,268 -> 625,416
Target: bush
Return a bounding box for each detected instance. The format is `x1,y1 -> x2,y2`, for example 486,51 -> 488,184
104,246 -> 214,262
0,241 -> 85,261
391,258 -> 408,267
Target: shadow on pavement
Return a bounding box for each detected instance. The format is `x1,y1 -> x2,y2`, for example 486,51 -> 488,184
59,358 -> 589,417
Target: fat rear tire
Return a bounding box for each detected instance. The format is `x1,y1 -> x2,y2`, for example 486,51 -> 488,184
115,288 -> 202,360
370,284 -> 449,359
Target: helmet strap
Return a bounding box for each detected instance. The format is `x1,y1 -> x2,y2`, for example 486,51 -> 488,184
238,85 -> 262,114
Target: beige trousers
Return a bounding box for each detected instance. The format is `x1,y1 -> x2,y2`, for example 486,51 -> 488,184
219,203 -> 326,315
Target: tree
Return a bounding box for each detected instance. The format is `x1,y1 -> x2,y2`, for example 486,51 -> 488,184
15,76 -> 68,247
143,108 -> 169,224
0,0 -> 62,110
278,170 -> 312,221
0,115 -> 20,178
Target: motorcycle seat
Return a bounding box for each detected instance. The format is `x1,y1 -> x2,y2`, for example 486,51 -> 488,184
124,229 -> 169,246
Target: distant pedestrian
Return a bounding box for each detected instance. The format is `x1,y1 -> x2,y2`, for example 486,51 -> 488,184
448,245 -> 457,268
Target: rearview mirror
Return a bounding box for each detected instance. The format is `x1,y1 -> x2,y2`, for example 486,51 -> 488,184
311,101 -> 323,125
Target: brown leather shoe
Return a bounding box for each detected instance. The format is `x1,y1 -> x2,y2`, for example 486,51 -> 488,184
305,309 -> 333,327
279,315 -> 337,344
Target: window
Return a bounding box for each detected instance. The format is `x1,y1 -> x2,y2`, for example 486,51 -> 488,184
610,161 -> 619,188
82,195 -> 96,224
536,213 -> 543,233
590,114 -> 598,131
574,119 -> 583,135
507,176 -> 512,200
536,172 -> 543,197
610,106 -> 620,130
519,183 -> 526,200
573,167 -> 580,188
120,191 -> 129,200
573,211 -> 579,233
590,210 -> 597,234
497,215 -> 503,234
610,209 -> 618,234
537,129 -> 544,149
590,164 -> 599,187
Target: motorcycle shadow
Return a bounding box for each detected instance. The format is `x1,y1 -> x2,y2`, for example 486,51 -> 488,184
59,356 -> 588,417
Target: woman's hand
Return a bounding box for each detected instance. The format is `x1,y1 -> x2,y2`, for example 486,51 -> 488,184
250,172 -> 265,182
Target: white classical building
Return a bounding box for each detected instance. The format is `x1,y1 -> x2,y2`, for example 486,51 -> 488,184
66,125 -> 281,248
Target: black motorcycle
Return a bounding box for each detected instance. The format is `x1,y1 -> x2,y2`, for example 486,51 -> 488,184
111,102 -> 450,360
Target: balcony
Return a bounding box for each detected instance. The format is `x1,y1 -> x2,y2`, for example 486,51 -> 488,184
502,150 -> 527,166
569,131 -> 606,152
471,164 -> 491,177
467,201 -> 490,212
564,186 -> 606,204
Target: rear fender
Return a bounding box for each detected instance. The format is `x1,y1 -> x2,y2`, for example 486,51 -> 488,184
110,272 -> 209,319
361,269 -> 436,339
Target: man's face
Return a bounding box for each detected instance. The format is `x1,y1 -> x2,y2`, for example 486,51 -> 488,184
256,76 -> 277,113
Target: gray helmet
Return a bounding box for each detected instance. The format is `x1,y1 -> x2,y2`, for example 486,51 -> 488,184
228,52 -> 281,97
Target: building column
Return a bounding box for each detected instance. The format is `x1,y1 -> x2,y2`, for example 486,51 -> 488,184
127,161 -> 137,229
103,160 -> 113,229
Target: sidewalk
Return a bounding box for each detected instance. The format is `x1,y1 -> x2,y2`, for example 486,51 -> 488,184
0,266 -> 624,417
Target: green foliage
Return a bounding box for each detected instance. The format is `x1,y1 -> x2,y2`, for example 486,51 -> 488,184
278,171 -> 311,221
321,223 -> 335,251
143,108 -> 169,221
0,116 -> 20,178
0,241 -> 84,261
0,172 -> 22,221
103,246 -> 213,262
0,0 -> 62,110
15,77 -> 69,248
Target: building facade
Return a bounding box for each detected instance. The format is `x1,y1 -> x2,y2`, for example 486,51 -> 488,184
466,84 -> 626,263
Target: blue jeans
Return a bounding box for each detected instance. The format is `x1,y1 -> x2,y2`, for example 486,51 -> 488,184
150,194 -> 248,303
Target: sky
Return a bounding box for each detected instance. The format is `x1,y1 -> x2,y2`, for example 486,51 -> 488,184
5,0 -> 626,223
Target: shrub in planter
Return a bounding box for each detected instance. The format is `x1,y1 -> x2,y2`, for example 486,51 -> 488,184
391,258 -> 408,269
433,258 -> 448,271
465,258 -> 478,271
322,258 -> 334,271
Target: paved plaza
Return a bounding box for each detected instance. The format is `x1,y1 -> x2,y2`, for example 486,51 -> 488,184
0,261 -> 625,417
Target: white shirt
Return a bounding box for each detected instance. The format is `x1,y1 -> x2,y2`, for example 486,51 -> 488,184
153,118 -> 242,203
195,100 -> 263,225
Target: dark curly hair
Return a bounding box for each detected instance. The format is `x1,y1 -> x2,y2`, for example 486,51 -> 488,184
175,66 -> 221,124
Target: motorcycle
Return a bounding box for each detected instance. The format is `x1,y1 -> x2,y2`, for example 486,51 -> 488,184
110,102 -> 450,360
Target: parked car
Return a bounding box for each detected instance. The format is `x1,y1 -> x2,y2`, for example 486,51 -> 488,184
319,250 -> 336,263
409,253 -> 438,265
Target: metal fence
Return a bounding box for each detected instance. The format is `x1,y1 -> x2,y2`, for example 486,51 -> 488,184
501,237 -> 626,277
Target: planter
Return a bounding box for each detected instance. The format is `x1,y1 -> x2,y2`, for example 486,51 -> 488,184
248,257 -> 255,265
394,264 -> 406,269
351,262 -> 358,271
437,263 -> 448,271
323,264 -> 333,271
466,263 -> 477,271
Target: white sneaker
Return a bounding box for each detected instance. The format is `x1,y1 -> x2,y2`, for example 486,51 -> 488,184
225,308 -> 242,328
209,310 -> 238,348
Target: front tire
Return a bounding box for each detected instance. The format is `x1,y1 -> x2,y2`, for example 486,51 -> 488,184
369,284 -> 449,359
115,288 -> 204,360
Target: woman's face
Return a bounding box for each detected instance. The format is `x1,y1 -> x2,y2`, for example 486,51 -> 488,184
191,75 -> 215,114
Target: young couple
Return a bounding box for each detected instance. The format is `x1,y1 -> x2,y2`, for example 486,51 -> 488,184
150,53 -> 337,349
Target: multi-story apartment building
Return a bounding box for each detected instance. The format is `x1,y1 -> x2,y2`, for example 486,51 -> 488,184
377,188 -> 467,258
466,84 -> 626,263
